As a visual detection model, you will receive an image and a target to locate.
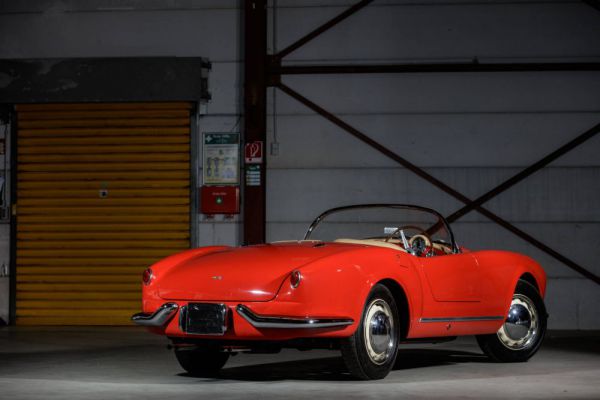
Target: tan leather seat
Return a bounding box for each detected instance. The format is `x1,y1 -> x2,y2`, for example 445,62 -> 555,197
334,238 -> 407,252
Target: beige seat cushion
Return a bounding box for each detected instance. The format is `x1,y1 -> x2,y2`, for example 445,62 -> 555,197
334,238 -> 407,252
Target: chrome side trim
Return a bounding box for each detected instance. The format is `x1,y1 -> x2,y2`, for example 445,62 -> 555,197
236,304 -> 353,329
131,303 -> 179,327
420,316 -> 504,323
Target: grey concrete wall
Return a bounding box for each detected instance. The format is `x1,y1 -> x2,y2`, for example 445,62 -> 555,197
1,0 -> 599,329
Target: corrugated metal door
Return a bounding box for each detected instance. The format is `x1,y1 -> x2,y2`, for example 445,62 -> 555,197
15,102 -> 192,325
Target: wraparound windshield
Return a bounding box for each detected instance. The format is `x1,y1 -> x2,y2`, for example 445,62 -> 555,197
304,204 -> 458,254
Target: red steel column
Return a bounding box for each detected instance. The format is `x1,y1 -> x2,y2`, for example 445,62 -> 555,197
243,0 -> 267,244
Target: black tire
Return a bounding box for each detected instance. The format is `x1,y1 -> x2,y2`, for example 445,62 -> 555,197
341,284 -> 400,380
174,348 -> 229,377
476,279 -> 547,362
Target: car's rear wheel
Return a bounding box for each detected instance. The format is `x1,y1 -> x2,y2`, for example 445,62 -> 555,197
341,284 -> 400,380
174,348 -> 229,377
476,279 -> 547,362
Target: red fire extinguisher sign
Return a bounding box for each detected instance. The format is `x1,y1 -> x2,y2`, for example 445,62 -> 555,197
244,141 -> 263,164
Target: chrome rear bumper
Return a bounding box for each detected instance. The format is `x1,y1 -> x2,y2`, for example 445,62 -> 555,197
236,304 -> 353,329
131,302 -> 353,330
131,303 -> 179,327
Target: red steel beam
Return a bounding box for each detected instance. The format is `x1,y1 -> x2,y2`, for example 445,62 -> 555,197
274,62 -> 600,75
277,82 -> 600,285
243,0 -> 268,245
274,0 -> 373,60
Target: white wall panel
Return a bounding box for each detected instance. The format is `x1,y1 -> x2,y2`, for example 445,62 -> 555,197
267,113 -> 600,168
198,221 -> 241,247
266,167 -> 600,221
0,277 -> 7,324
199,115 -> 243,133
276,73 -> 600,114
0,1 -> 240,13
275,3 -> 600,62
206,62 -> 243,115
545,278 -> 600,330
578,279 -> 600,329
0,7 -> 240,61
452,222 -> 600,278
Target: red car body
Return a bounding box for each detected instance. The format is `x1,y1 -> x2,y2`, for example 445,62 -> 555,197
140,241 -> 545,340
133,204 -> 547,379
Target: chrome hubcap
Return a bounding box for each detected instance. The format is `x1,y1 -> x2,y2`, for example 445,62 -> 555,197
497,294 -> 539,350
363,299 -> 396,365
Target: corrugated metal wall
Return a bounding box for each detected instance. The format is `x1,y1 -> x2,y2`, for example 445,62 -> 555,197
15,102 -> 192,325
0,1 -> 598,329
265,3 -> 600,330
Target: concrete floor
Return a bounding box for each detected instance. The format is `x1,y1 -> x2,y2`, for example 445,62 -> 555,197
0,327 -> 598,399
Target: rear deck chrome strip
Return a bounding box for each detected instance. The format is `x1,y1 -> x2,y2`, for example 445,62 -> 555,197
420,316 -> 504,323
236,304 -> 353,329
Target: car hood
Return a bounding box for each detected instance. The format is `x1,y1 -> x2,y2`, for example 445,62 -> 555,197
157,241 -> 356,302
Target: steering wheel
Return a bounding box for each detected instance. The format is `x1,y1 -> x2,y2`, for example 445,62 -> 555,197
385,225 -> 433,257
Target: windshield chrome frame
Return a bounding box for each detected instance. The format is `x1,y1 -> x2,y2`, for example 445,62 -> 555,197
303,204 -> 459,254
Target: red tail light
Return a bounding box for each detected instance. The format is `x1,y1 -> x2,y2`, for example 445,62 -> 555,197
142,268 -> 153,285
290,270 -> 302,288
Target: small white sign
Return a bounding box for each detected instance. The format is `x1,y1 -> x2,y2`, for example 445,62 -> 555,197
246,165 -> 261,186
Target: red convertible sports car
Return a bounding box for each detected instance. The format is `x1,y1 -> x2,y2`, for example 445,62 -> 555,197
132,204 -> 548,380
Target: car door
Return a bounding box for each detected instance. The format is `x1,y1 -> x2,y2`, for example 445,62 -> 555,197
418,251 -> 482,315
409,250 -> 512,339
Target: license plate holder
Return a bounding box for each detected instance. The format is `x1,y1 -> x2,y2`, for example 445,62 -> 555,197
182,303 -> 228,335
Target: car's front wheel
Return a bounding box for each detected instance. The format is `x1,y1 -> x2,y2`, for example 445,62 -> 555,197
476,279 -> 547,362
174,348 -> 229,377
341,284 -> 400,380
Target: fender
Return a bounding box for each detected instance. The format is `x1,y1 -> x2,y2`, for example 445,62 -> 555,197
505,254 -> 547,307
272,246 -> 423,337
470,250 -> 547,324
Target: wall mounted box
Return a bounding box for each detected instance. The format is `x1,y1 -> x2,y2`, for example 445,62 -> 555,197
200,186 -> 240,215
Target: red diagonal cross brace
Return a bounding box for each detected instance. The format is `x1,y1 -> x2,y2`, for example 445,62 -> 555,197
278,82 -> 600,285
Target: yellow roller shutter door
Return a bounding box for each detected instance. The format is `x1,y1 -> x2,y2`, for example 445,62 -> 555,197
15,102 -> 192,325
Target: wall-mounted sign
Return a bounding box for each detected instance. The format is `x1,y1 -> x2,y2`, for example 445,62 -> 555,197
203,133 -> 240,185
246,165 -> 261,186
200,186 -> 240,215
244,141 -> 263,164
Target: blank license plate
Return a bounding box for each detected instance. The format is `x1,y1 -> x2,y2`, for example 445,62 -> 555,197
184,303 -> 227,335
